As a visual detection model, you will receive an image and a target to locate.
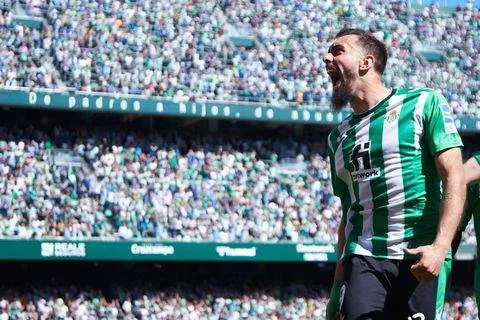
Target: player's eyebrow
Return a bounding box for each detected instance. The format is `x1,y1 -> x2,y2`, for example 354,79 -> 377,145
328,43 -> 345,54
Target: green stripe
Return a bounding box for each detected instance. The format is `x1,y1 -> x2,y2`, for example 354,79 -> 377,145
368,104 -> 389,257
412,139 -> 441,249
343,117 -> 363,255
435,258 -> 451,320
328,127 -> 340,153
328,128 -> 351,224
415,92 -> 447,248
398,95 -> 419,246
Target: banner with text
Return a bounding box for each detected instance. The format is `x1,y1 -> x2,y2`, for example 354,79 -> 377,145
0,88 -> 478,131
0,240 -> 474,261
0,240 -> 337,262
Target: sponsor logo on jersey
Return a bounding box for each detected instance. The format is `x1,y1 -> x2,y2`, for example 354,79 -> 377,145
351,168 -> 381,181
350,141 -> 381,181
440,101 -> 457,134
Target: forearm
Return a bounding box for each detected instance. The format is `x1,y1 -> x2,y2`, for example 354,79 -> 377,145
333,220 -> 345,281
327,220 -> 346,318
433,173 -> 466,251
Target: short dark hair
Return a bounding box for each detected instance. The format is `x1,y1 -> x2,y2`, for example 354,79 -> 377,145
335,28 -> 388,75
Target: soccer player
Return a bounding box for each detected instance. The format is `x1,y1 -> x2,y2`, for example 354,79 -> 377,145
324,28 -> 466,320
456,153 -> 480,303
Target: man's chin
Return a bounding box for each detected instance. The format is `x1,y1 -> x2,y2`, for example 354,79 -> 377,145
331,90 -> 350,111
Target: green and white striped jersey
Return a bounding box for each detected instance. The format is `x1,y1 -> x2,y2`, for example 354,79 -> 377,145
328,88 -> 463,260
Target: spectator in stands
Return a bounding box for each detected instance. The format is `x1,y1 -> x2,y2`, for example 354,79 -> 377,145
0,121 -> 343,243
0,1 -> 477,114
0,281 -> 475,319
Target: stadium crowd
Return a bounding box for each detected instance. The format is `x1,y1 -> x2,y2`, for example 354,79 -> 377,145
1,116 -> 479,248
0,1 -> 479,317
0,283 -> 475,319
0,283 -> 329,319
0,0 -> 477,114
0,9 -> 64,88
0,121 -> 341,242
403,1 -> 480,116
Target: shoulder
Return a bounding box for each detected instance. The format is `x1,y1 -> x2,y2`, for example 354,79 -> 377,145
396,87 -> 439,99
399,88 -> 449,115
389,88 -> 442,112
328,115 -> 353,152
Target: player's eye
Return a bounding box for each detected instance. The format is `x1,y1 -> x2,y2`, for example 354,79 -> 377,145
331,48 -> 343,56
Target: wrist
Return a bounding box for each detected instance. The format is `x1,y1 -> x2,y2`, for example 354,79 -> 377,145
432,240 -> 450,253
327,280 -> 344,319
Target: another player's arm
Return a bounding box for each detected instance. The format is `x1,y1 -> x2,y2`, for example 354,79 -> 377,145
407,147 -> 466,281
465,155 -> 480,186
452,155 -> 480,255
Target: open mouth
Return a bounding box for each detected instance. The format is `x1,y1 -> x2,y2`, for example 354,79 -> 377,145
326,68 -> 342,88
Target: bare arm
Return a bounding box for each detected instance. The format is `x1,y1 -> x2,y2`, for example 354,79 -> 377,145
407,147 -> 466,281
453,155 -> 480,255
464,156 -> 480,186
333,220 -> 345,281
433,147 -> 466,251
326,219 -> 345,319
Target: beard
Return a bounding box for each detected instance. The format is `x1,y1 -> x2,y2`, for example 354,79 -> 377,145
331,81 -> 351,111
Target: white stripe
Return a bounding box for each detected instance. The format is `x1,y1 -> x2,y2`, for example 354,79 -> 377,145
353,116 -> 374,256
413,92 -> 429,150
383,94 -> 406,258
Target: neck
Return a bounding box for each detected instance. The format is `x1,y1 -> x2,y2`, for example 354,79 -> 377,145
349,80 -> 391,114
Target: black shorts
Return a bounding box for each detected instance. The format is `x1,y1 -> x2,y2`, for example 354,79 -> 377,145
340,255 -> 450,320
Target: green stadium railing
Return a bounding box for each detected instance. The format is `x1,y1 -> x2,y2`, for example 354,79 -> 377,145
229,35 -> 256,48
0,239 -> 336,262
0,239 -> 474,261
1,87 -> 479,132
12,15 -> 44,29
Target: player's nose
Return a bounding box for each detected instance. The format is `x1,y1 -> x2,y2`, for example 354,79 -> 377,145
323,52 -> 333,64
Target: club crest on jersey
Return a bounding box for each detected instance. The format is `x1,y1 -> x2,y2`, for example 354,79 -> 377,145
350,141 -> 381,181
385,110 -> 399,124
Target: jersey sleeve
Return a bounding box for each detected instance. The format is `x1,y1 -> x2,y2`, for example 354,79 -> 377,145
460,184 -> 480,231
328,140 -> 338,196
327,131 -> 347,225
423,90 -> 463,156
474,152 -> 480,165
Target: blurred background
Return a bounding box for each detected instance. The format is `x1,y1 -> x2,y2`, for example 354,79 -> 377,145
0,0 -> 479,319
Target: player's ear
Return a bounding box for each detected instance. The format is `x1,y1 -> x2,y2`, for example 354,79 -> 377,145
360,54 -> 375,71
